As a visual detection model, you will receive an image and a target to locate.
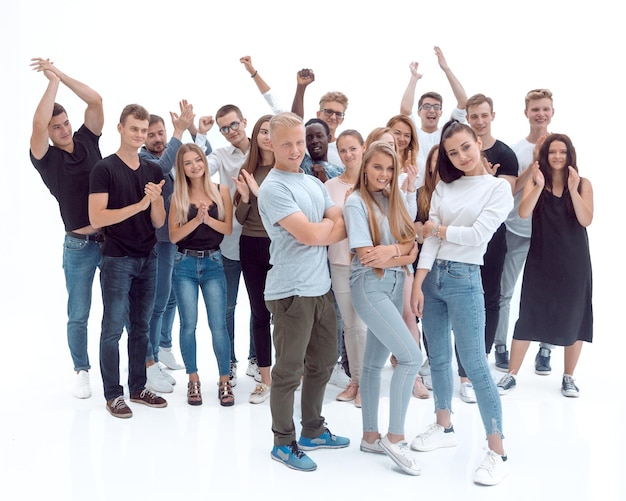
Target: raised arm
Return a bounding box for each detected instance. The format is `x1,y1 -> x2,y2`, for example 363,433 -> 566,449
434,46 -> 467,110
30,62 -> 61,159
291,68 -> 315,119
400,62 -> 423,116
568,169 -> 594,227
240,55 -> 271,94
31,57 -> 103,136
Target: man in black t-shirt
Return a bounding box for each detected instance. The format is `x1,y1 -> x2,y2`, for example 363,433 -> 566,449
89,104 -> 167,419
29,58 -> 104,400
454,93 -> 520,404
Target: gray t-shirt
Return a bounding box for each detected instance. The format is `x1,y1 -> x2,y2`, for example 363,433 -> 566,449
258,168 -> 334,300
344,190 -> 405,279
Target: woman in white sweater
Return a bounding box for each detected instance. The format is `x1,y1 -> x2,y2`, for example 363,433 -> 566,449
410,120 -> 513,486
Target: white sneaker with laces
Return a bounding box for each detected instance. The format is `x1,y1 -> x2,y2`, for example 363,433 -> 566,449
158,364 -> 176,385
229,362 -> 238,387
246,358 -> 258,377
419,358 -> 430,377
249,383 -> 271,404
411,423 -> 457,452
158,347 -> 184,370
146,364 -> 173,393
328,362 -> 350,388
379,436 -> 421,476
73,370 -> 91,399
474,449 -> 510,485
460,382 -> 477,403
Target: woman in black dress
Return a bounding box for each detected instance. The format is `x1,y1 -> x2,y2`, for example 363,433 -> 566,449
497,134 -> 593,397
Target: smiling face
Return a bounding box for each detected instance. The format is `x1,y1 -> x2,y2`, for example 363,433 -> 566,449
418,97 -> 443,133
443,130 -> 484,176
337,134 -> 365,173
390,121 -> 412,154
145,120 -> 167,156
364,152 -> 395,192
525,97 -> 554,131
270,123 -> 306,172
547,140 -> 568,171
466,102 -> 495,139
48,112 -> 73,149
118,116 -> 149,151
182,150 -> 207,179
316,100 -> 345,135
305,122 -> 330,161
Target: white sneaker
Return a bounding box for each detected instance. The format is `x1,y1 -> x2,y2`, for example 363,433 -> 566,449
460,382 -> 477,403
229,362 -> 237,387
419,358 -> 431,377
146,364 -> 173,393
158,364 -> 176,385
411,423 -> 458,452
474,449 -> 510,485
360,438 -> 385,454
158,347 -> 184,370
246,358 -> 262,382
249,383 -> 271,404
328,362 -> 350,388
73,370 -> 91,399
379,436 -> 421,476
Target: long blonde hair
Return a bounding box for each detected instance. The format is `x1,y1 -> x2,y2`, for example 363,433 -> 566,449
353,141 -> 416,275
171,143 -> 225,227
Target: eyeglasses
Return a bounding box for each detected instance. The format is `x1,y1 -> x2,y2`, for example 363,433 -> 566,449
419,104 -> 442,112
321,109 -> 345,119
219,121 -> 242,135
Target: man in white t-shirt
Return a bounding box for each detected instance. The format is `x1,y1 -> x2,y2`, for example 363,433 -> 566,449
399,46 -> 467,187
495,89 -> 556,388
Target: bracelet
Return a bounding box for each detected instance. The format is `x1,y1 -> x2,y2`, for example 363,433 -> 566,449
431,225 -> 442,240
393,244 -> 401,259
250,70 -> 258,78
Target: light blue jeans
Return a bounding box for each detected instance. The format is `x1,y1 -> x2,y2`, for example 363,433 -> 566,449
422,260 -> 503,437
62,234 -> 102,371
351,269 -> 422,435
173,250 -> 230,376
147,241 -> 177,362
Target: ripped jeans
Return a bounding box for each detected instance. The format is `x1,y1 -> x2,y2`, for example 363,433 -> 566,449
421,260 -> 503,437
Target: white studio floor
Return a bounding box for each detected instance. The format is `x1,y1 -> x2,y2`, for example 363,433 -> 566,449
1,270 -> 622,501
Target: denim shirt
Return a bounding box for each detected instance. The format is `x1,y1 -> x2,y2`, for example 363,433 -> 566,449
300,154 -> 344,179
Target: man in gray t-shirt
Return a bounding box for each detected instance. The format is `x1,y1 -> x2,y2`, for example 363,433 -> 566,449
258,112 -> 349,472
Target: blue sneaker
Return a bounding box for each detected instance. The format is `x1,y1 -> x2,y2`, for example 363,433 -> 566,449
271,441 -> 317,472
298,427 -> 350,450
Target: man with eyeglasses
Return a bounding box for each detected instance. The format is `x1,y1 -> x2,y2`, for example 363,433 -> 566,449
291,69 -> 348,168
399,46 -> 468,187
195,104 -> 255,388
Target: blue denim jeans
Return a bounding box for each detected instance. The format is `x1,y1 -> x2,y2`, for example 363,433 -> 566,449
351,269 -> 422,435
147,242 -> 177,362
62,234 -> 102,371
173,250 -> 230,376
422,260 -> 503,437
99,253 -> 157,401
222,256 -> 255,364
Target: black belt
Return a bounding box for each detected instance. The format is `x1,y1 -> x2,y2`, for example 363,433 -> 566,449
178,248 -> 219,258
67,231 -> 104,242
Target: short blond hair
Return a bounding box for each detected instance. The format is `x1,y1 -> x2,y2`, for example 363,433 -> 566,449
524,89 -> 553,109
269,112 -> 303,140
319,91 -> 348,110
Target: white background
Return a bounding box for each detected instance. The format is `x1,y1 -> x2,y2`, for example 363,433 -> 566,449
0,1 -> 623,498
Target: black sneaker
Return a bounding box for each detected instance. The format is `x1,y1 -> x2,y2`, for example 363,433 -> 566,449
561,375 -> 580,398
494,345 -> 509,373
130,388 -> 168,408
535,347 -> 552,375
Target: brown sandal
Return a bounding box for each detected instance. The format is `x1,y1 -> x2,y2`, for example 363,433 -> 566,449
187,380 -> 202,406
218,380 -> 234,407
